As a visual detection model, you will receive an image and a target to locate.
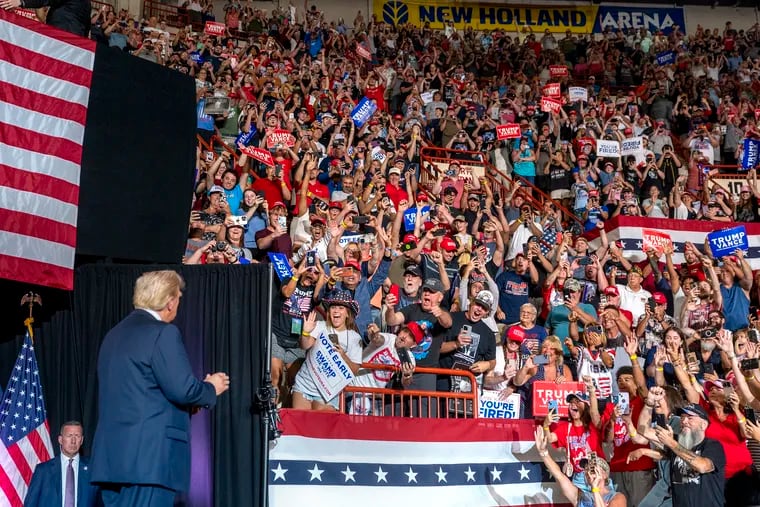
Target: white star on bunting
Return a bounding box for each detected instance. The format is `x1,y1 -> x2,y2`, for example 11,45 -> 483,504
464,466 -> 476,482
374,466 -> 388,483
341,466 -> 356,483
307,464 -> 324,482
271,463 -> 288,481
518,465 -> 531,480
404,467 -> 418,483
434,467 -> 448,483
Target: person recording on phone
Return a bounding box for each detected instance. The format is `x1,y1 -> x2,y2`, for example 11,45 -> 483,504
255,201 -> 292,258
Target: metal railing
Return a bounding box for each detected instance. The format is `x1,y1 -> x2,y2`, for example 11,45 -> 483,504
142,0 -> 189,29
340,363 -> 480,419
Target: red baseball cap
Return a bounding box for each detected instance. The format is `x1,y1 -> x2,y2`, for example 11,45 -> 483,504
603,286 -> 619,297
344,260 -> 361,271
328,201 -> 343,209
652,292 -> 667,305
439,236 -> 458,252
402,233 -> 418,244
272,201 -> 287,209
506,326 -> 526,343
405,321 -> 426,344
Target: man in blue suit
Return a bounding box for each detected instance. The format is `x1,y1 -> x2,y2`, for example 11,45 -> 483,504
90,270 -> 230,507
25,421 -> 98,507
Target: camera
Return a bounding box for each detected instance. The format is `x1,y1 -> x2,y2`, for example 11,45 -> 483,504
306,251 -> 316,267
211,241 -> 227,252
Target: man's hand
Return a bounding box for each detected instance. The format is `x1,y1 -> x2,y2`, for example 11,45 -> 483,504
653,423 -> 677,449
204,372 -> 231,396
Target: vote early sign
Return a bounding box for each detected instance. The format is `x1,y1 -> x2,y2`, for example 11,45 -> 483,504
707,225 -> 749,258
532,380 -> 585,417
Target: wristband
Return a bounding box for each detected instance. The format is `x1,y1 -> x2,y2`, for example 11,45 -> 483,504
291,276 -> 299,282
539,450 -> 549,457
340,221 -> 348,228
739,417 -> 747,424
727,354 -> 735,360
301,331 -> 311,337
630,429 -> 638,438
656,367 -> 664,372
591,488 -> 600,494
630,354 -> 638,361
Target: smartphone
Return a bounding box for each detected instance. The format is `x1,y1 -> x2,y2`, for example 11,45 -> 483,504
723,384 -> 734,399
704,363 -> 715,375
687,352 -> 698,366
599,294 -> 608,308
432,228 -> 447,237
748,329 -> 760,344
586,324 -> 604,335
653,413 -> 667,428
745,407 -> 757,425
533,355 -> 550,366
578,256 -> 593,266
328,333 -> 339,345
647,297 -> 656,312
277,216 -> 287,229
353,216 -> 369,225
397,347 -> 413,365
461,325 -> 471,336
617,392 -> 630,415
588,451 -> 598,474
306,251 -> 316,267
548,399 -> 559,411
389,284 -> 400,301
741,358 -> 760,371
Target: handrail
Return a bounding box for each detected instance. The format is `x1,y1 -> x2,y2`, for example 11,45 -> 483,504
419,146 -> 583,226
142,0 -> 189,29
197,134 -> 239,162
340,363 -> 479,419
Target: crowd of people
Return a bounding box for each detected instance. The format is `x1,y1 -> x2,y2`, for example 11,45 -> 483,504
79,1 -> 760,505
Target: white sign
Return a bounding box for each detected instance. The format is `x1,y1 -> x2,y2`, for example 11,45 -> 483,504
569,86 -> 588,102
305,333 -> 355,401
620,136 -> 643,156
596,139 -> 621,157
371,146 -> 386,163
420,90 -> 437,104
478,390 -> 521,419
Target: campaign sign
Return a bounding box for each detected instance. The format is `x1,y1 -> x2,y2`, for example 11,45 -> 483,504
305,332 -> 355,401
266,129 -> 296,149
707,225 -> 749,258
356,44 -> 372,60
479,390 -> 522,419
235,126 -> 257,147
642,228 -> 672,255
403,206 -> 430,230
12,8 -> 37,20
371,145 -> 386,163
656,50 -> 675,66
540,96 -> 562,114
204,21 -> 226,36
420,90 -> 436,104
241,145 -> 274,166
542,82 -> 561,98
351,97 -> 378,128
189,51 -> 203,64
594,6 -> 685,35
496,124 -> 521,140
742,138 -> 760,170
549,65 -> 568,77
569,86 -> 588,103
620,136 -> 643,156
596,140 -> 620,157
532,380 -> 585,417
338,233 -> 365,247
268,253 -> 293,281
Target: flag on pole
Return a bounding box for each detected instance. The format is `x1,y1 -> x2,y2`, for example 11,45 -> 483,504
0,9 -> 96,290
269,409 -> 570,507
0,333 -> 54,506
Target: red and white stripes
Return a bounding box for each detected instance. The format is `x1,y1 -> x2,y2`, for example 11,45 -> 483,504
0,423 -> 53,507
0,9 -> 95,289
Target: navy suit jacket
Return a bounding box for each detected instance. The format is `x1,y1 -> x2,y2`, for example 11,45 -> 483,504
24,455 -> 97,507
90,310 -> 216,492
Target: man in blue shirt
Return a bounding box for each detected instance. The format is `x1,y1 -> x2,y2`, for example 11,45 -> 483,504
495,253 -> 538,324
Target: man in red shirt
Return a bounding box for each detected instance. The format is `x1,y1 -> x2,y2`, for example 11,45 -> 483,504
385,164 -> 412,208
250,163 -> 292,209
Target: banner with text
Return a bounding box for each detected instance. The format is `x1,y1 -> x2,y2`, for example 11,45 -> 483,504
375,1 -> 597,32
532,381 -> 585,417
305,332 -> 355,401
642,229 -> 672,255
241,145 -> 274,166
351,97 -> 378,128
496,123 -> 521,140
540,96 -> 562,114
268,253 -> 293,281
204,21 -> 226,36
479,391 -> 522,419
549,65 -> 569,77
266,129 -> 296,149
655,50 -> 676,66
542,82 -> 560,98
594,5 -> 685,35
568,86 -> 588,103
742,138 -> 760,170
403,206 -> 430,230
707,225 -> 748,258
596,139 -> 620,157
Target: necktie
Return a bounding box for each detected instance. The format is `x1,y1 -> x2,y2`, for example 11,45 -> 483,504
64,458 -> 74,507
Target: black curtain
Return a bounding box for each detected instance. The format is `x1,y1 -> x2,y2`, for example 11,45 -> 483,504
0,263 -> 270,507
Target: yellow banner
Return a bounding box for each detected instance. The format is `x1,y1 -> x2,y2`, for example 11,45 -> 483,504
375,1 -> 598,33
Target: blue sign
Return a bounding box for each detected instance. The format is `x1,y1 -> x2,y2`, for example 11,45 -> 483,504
350,97 -> 378,128
707,225 -> 749,258
235,126 -> 257,147
268,252 -> 293,281
742,138 -> 760,170
594,6 -> 685,35
656,51 -> 676,66
403,206 -> 429,231
189,51 -> 203,63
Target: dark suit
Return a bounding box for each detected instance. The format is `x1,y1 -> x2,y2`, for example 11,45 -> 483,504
24,455 -> 97,507
91,310 -> 216,506
23,0 -> 91,36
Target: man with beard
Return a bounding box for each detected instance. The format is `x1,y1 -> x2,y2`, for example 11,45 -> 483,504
653,403 -> 726,507
389,263 -> 424,312
437,291 -> 497,392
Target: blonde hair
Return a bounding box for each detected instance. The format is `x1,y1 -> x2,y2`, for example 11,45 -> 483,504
133,270 -> 185,311
542,335 -> 565,366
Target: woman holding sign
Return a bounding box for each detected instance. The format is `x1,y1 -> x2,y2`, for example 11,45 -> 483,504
292,290 -> 362,411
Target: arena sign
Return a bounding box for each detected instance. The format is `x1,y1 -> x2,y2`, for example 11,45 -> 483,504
593,6 -> 685,35
376,0 -> 597,32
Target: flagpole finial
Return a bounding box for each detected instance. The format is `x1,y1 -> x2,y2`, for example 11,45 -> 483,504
20,292 -> 42,341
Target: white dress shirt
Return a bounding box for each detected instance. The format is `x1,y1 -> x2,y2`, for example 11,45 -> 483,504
139,308 -> 162,321
59,453 -> 79,507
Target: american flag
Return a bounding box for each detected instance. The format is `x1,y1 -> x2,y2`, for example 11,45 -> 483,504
0,333 -> 54,507
0,10 -> 96,290
585,215 -> 760,270
269,409 -> 571,507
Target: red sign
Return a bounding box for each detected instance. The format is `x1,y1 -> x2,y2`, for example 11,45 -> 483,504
540,96 -> 562,114
549,65 -> 569,77
496,124 -> 521,140
266,129 -> 296,149
356,45 -> 372,61
204,21 -> 226,36
12,8 -> 38,20
542,82 -> 561,98
241,146 -> 274,166
755,108 -> 760,120
532,381 -> 585,417
642,228 -> 672,255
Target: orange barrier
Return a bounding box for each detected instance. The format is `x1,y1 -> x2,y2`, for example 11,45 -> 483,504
339,363 -> 480,419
